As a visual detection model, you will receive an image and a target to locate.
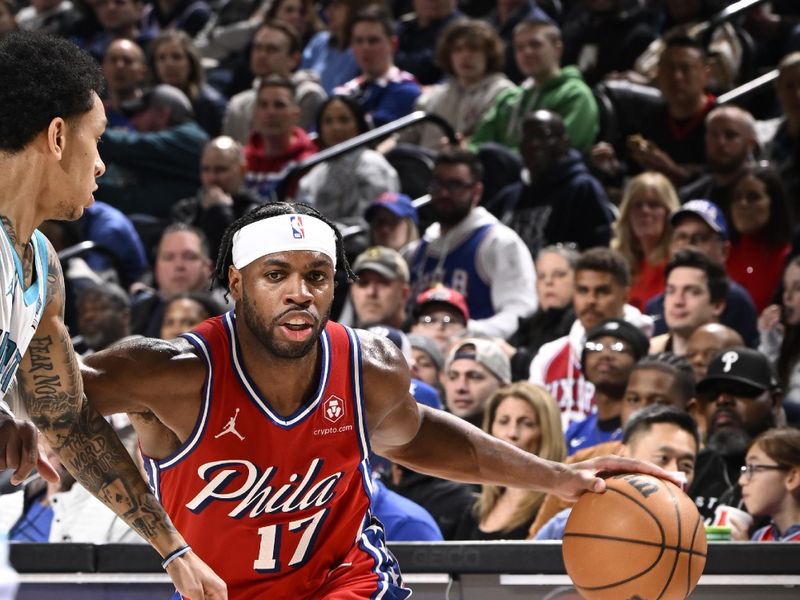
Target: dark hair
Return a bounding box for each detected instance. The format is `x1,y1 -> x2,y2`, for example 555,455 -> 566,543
633,352 -> 695,404
778,255 -> 800,387
575,247 -> 631,287
662,33 -> 708,60
257,74 -> 297,101
729,163 -> 792,246
665,248 -> 729,304
749,427 -> 800,468
213,202 -> 355,290
623,404 -> 700,448
78,282 -> 131,311
315,95 -> 370,148
158,223 -> 212,261
332,0 -> 382,48
163,291 -> 227,319
433,146 -> 484,181
255,18 -> 303,56
264,0 -> 322,41
350,4 -> 395,40
148,30 -> 204,101
0,31 -> 104,153
435,18 -> 504,76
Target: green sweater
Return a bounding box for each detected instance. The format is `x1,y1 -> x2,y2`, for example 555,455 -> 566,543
470,66 -> 599,152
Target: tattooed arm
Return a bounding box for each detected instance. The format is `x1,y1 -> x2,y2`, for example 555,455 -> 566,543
16,239 -> 226,599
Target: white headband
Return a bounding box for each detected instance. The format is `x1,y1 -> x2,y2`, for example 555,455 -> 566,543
232,214 -> 337,269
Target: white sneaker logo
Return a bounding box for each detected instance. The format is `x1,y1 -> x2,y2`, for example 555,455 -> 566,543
215,408 -> 245,441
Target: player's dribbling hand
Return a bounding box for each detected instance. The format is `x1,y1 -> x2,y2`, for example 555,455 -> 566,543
554,455 -> 683,503
167,551 -> 228,599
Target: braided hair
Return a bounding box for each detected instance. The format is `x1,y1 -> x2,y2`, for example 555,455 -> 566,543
212,202 -> 356,291
632,352 -> 695,403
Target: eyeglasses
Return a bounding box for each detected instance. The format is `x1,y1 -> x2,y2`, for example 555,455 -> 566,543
429,179 -> 476,195
584,340 -> 629,354
739,463 -> 789,482
417,314 -> 462,327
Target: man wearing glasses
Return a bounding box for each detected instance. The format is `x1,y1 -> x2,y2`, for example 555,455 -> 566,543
406,147 -> 537,340
565,318 -> 650,455
689,347 -> 783,521
644,199 -> 758,347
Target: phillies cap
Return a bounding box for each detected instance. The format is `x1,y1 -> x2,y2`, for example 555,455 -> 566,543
670,199 -> 729,241
365,192 -> 418,225
697,347 -> 778,396
413,285 -> 470,323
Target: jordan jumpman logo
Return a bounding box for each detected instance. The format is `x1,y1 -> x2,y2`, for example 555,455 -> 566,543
215,408 -> 245,441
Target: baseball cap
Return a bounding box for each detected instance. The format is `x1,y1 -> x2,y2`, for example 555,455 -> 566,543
121,84 -> 195,123
352,246 -> 409,282
584,318 -> 650,361
696,347 -> 778,396
413,286 -> 470,323
407,334 -> 444,371
446,338 -> 511,384
670,199 -> 729,241
365,192 -> 418,225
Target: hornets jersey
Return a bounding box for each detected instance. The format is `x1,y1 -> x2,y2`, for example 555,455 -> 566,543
0,226 -> 48,397
145,313 -> 409,600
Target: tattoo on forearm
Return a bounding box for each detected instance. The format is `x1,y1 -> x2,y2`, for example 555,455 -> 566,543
18,326 -> 179,546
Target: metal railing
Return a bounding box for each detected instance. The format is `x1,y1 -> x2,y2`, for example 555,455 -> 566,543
274,111 -> 456,201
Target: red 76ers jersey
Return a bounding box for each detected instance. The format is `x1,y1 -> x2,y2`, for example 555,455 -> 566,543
144,313 -> 405,599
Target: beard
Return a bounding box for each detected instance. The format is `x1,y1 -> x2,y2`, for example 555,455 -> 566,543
706,427 -> 751,458
706,407 -> 776,457
240,290 -> 329,359
431,199 -> 472,228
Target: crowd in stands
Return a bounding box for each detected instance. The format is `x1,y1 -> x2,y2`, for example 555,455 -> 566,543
4,0 -> 800,545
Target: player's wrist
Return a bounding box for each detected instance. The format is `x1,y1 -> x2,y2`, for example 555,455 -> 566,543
161,545 -> 193,570
152,533 -> 190,560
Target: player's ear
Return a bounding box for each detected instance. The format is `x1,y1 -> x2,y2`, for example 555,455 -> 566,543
47,117 -> 67,160
228,265 -> 243,300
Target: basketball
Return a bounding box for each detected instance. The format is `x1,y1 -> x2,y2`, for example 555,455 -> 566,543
562,473 -> 707,600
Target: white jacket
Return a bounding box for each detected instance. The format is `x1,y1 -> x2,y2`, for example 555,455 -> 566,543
0,484 -> 144,544
406,207 -> 538,340
529,304 -> 653,430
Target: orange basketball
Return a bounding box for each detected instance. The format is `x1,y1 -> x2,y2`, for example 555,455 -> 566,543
562,473 -> 707,600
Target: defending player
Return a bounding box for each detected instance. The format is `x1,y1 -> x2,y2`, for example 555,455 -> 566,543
82,202 -> 675,599
0,31 -> 225,598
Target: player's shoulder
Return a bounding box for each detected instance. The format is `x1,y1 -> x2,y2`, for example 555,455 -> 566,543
354,328 -> 411,391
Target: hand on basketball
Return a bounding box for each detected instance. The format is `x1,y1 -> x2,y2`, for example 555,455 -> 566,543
167,551 -> 228,599
555,455 -> 682,503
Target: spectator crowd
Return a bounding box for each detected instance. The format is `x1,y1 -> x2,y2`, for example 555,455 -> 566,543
2,0 -> 800,545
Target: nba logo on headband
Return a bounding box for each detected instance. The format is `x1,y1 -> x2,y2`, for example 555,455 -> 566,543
290,215 -> 305,239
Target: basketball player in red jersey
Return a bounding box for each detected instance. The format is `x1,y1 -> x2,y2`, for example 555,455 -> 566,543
82,202 -> 675,599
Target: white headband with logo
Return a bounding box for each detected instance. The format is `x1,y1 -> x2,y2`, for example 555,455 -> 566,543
232,214 -> 337,269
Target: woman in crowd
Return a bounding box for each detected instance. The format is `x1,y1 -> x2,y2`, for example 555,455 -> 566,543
296,95 -> 400,223
301,0 -> 376,94
612,171 -> 680,311
758,255 -> 800,411
727,164 -> 792,313
149,30 -> 227,136
739,428 -> 800,542
506,245 -> 579,381
159,292 -> 226,340
266,0 -> 322,48
455,382 -> 566,540
400,18 -> 513,150
364,192 -> 420,253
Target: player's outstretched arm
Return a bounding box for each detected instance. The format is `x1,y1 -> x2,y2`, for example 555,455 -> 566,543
17,242 -> 226,599
361,332 -> 676,500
